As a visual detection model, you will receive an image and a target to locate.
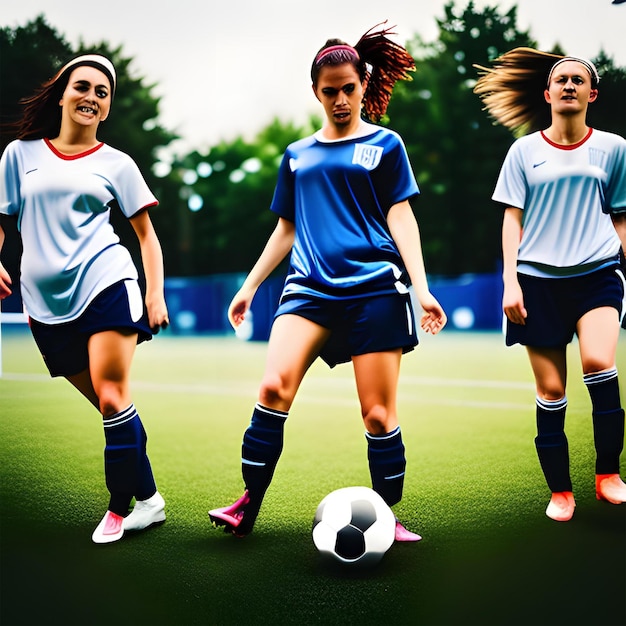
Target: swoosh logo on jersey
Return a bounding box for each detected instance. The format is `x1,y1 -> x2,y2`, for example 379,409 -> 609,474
532,160 -> 547,168
25,169 -> 38,175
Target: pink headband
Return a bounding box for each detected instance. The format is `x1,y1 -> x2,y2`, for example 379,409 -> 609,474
315,44 -> 360,64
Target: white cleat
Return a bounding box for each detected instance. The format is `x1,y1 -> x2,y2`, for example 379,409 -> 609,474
123,491 -> 166,531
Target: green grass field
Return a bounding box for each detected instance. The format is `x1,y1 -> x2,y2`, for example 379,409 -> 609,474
1,326 -> 624,626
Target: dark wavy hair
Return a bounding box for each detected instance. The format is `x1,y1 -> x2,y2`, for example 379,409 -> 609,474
13,73 -> 69,141
311,22 -> 415,121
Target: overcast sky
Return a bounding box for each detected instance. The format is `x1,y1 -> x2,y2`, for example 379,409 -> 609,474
3,0 -> 626,153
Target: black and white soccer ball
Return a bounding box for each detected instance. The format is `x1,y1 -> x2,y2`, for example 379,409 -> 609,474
312,486 -> 395,566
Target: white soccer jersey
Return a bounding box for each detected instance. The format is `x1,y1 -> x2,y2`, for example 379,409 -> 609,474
0,138 -> 157,322
493,129 -> 626,277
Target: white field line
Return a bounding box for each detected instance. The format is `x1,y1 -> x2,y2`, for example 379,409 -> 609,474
1,372 -> 534,411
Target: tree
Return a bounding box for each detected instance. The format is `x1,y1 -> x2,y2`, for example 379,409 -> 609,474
0,16 -> 179,287
386,1 -> 536,275
165,117 -> 314,276
386,1 -> 625,275
0,15 -> 73,151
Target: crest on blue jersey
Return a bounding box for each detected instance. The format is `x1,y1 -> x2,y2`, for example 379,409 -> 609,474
352,144 -> 384,171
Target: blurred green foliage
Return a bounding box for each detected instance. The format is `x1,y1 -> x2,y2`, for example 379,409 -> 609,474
2,3 -> 624,278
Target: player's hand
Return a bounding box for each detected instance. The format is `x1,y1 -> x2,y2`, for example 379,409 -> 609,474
228,288 -> 255,329
0,262 -> 12,299
146,295 -> 169,333
419,293 -> 447,335
503,281 -> 527,325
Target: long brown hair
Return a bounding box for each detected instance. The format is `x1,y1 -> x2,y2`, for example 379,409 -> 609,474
14,75 -> 67,141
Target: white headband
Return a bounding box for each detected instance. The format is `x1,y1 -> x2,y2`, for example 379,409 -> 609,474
547,56 -> 600,87
58,54 -> 117,93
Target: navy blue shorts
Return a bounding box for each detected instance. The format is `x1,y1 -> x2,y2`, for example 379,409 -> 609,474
506,265 -> 625,348
30,279 -> 153,377
274,291 -> 418,367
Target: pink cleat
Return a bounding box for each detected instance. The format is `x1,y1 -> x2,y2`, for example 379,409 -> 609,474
596,474 -> 626,504
545,491 -> 575,522
394,520 -> 422,542
209,490 -> 253,536
92,511 -> 124,544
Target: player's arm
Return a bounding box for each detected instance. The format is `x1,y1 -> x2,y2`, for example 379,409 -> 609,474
228,217 -> 295,329
387,200 -> 446,335
129,209 -> 169,332
502,207 -> 526,325
0,219 -> 13,299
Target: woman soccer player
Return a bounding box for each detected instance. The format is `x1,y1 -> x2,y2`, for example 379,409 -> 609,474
0,54 -> 169,543
209,24 -> 447,541
474,48 -> 626,521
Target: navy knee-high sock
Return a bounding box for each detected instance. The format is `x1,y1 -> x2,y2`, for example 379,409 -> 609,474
584,368 -> 624,474
366,426 -> 406,507
535,396 -> 571,492
103,404 -> 157,516
241,403 -> 287,510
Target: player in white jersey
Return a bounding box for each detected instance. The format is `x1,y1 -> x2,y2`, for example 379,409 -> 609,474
475,48 -> 626,521
209,25 -> 446,542
0,55 -> 169,543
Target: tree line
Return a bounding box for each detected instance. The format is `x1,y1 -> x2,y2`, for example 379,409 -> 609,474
2,1 -> 624,281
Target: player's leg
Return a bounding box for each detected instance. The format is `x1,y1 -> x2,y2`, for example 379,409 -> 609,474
66,370 -> 100,409
577,306 -> 626,504
352,349 -> 419,541
88,330 -> 164,542
526,346 -> 575,521
353,349 -> 402,504
210,314 -> 330,536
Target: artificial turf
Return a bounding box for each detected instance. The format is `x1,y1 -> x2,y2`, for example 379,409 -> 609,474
0,326 -> 624,626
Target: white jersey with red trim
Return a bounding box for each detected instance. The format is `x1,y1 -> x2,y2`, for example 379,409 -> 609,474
492,129 -> 626,277
0,138 -> 157,322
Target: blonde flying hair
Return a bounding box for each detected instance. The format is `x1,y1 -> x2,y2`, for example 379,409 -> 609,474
473,47 -> 599,135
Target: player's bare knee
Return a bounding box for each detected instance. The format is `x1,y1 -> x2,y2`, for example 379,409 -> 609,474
582,361 -> 615,377
362,405 -> 390,435
258,375 -> 291,409
537,390 -> 566,403
96,383 -> 127,417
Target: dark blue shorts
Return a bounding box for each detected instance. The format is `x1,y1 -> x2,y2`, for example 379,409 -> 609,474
29,279 -> 153,377
506,265 -> 625,348
274,291 -> 418,368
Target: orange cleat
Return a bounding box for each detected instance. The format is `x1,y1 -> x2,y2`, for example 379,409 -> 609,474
545,491 -> 575,522
596,474 -> 626,504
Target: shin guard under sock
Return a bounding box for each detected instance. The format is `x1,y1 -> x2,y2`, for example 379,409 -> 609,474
584,369 -> 625,474
103,404 -> 157,515
535,396 -> 572,492
241,403 -> 287,515
366,426 -> 406,507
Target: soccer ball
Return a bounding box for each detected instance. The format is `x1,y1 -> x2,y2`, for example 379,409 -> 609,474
312,486 -> 395,566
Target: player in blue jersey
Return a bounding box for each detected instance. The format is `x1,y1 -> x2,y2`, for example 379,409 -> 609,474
209,24 -> 447,541
0,55 -> 169,543
475,48 -> 626,521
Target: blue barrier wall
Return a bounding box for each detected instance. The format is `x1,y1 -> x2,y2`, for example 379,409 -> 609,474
163,272 -> 504,338
428,273 -> 503,331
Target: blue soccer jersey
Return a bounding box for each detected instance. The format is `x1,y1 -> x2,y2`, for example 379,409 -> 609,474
0,139 -> 157,322
270,124 -> 419,300
493,129 -> 626,277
